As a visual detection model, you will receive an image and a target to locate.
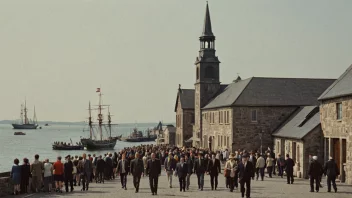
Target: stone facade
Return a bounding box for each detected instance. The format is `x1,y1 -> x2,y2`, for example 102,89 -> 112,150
175,95 -> 194,147
164,126 -> 176,146
201,107 -> 233,151
232,106 -> 297,153
273,127 -> 324,179
320,96 -> 352,184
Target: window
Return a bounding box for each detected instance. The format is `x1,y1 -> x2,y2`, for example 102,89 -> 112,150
337,103 -> 342,120
196,67 -> 199,80
227,137 -> 230,147
218,135 -> 220,146
190,113 -> 195,124
251,110 -> 257,122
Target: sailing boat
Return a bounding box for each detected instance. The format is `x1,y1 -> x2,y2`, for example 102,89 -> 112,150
12,100 -> 38,129
80,88 -> 117,150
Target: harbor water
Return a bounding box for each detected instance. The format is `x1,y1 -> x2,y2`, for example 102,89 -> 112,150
0,123 -> 156,172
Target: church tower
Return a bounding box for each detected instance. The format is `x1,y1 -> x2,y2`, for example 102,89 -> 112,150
194,2 -> 220,147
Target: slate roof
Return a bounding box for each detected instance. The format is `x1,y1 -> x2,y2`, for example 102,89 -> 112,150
272,106 -> 320,139
174,89 -> 195,111
203,77 -> 335,109
318,65 -> 352,100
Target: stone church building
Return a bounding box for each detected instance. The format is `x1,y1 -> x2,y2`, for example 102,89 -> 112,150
175,3 -> 335,152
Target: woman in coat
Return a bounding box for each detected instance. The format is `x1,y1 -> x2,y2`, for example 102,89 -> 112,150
11,158 -> 21,195
20,158 -> 31,194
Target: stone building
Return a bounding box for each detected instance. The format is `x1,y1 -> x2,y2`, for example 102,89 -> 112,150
163,125 -> 176,145
175,3 -> 335,151
318,65 -> 352,184
174,85 -> 195,147
273,106 -> 324,179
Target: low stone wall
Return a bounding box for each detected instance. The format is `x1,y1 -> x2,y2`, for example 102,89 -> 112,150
0,173 -> 13,197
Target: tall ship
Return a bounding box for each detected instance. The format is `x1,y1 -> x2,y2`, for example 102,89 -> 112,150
12,100 -> 38,129
80,88 -> 118,150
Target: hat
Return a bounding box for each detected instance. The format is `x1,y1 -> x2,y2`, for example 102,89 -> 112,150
242,154 -> 249,158
65,155 -> 70,159
229,153 -> 235,159
312,156 -> 318,160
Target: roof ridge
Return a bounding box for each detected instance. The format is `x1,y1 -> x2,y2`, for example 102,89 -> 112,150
318,64 -> 352,100
252,77 -> 335,80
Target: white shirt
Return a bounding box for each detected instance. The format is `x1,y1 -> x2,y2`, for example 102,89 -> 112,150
44,163 -> 52,177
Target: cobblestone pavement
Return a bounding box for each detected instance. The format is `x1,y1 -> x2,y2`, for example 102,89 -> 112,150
8,173 -> 352,198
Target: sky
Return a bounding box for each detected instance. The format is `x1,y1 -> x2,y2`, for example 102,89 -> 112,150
0,0 -> 352,123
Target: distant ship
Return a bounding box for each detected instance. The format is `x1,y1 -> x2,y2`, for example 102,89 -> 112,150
80,88 -> 118,150
122,127 -> 157,142
12,100 -> 38,130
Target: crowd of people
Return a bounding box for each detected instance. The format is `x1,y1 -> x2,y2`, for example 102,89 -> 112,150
9,144 -> 340,197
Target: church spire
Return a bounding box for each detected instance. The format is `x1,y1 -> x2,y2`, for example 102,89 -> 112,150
202,2 -> 214,37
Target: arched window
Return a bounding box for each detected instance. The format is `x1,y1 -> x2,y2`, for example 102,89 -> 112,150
205,66 -> 216,78
196,67 -> 199,80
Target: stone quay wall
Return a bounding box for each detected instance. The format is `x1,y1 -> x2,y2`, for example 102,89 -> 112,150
0,172 -> 12,197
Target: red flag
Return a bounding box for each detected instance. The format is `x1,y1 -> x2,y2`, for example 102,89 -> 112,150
96,88 -> 100,92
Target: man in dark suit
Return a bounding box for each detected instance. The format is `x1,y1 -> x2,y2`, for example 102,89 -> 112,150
130,152 -> 144,193
185,153 -> 195,190
308,156 -> 323,192
146,153 -> 161,195
285,154 -> 295,184
207,153 -> 221,190
235,154 -> 253,198
324,156 -> 339,193
117,153 -> 129,190
96,155 -> 105,183
64,155 -> 74,192
78,153 -> 92,191
175,156 -> 188,192
193,152 -> 206,191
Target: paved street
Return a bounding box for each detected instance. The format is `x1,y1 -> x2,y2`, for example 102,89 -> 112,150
7,172 -> 352,198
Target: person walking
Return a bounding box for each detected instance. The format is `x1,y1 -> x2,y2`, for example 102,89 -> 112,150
78,153 -> 92,191
96,155 -> 105,183
323,156 -> 339,193
285,154 -> 295,184
175,156 -> 188,192
164,153 -> 176,188
194,152 -> 207,191
207,153 -> 221,190
185,153 -> 194,190
249,152 -> 257,180
225,153 -> 238,192
130,152 -> 144,193
30,154 -> 44,193
146,153 -> 161,195
236,154 -> 253,198
256,153 -> 265,181
308,156 -> 323,192
117,153 -> 129,190
277,154 -> 285,178
64,155 -> 74,192
53,156 -> 64,193
266,153 -> 274,178
43,159 -> 53,193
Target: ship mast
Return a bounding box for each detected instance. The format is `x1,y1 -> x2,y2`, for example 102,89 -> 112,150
20,104 -> 24,124
98,88 -> 103,141
33,106 -> 37,124
24,99 -> 28,124
108,106 -> 112,138
88,101 -> 92,139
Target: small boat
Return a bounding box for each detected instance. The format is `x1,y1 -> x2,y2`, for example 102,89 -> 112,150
45,123 -> 49,126
14,132 -> 26,135
52,144 -> 84,150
